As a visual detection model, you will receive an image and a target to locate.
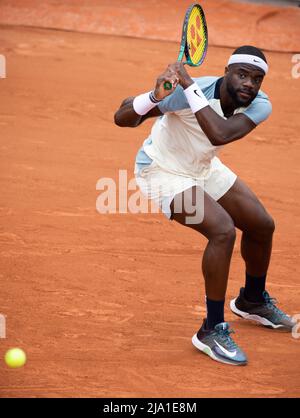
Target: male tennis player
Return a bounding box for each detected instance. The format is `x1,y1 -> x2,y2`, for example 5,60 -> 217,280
114,46 -> 295,366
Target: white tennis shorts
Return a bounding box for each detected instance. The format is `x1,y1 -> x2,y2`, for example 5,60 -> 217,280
134,156 -> 237,220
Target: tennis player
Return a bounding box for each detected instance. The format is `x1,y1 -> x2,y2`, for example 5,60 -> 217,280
114,46 -> 295,366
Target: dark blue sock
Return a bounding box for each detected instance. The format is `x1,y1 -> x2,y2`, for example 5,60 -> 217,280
244,272 -> 266,302
206,298 -> 225,330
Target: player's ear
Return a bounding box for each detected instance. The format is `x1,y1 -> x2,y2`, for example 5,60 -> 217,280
224,66 -> 229,75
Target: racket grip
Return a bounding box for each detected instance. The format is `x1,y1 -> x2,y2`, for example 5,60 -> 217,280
163,81 -> 172,91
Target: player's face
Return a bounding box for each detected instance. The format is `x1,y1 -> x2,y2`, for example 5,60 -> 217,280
225,64 -> 265,107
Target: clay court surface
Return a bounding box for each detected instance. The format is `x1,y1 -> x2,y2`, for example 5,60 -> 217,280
0,1 -> 300,398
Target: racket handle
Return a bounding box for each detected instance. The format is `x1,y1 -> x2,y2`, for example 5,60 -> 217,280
163,81 -> 172,91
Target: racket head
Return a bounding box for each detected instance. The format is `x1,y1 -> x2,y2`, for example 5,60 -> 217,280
177,3 -> 208,67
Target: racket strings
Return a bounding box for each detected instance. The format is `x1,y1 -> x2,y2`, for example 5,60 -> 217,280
186,6 -> 207,65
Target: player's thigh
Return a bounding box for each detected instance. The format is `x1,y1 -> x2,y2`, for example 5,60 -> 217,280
217,177 -> 275,234
170,185 -> 235,240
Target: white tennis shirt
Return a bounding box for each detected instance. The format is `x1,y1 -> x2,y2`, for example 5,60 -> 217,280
136,76 -> 272,179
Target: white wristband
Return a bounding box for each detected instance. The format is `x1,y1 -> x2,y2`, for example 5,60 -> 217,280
184,82 -> 209,113
133,91 -> 158,116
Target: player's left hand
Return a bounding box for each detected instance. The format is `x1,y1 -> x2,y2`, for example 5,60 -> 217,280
169,62 -> 194,89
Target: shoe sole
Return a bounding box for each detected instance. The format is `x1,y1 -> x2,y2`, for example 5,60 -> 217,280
230,298 -> 289,331
191,334 -> 247,366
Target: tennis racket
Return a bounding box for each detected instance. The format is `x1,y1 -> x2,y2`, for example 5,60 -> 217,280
164,3 -> 208,90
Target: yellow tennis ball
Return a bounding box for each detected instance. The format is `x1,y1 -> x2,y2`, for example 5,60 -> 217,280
4,348 -> 26,368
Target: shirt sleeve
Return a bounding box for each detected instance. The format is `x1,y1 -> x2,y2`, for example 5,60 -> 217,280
158,85 -> 189,113
243,96 -> 272,125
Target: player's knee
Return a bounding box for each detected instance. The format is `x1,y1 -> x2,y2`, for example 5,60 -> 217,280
213,220 -> 236,247
260,214 -> 275,236
249,212 -> 275,240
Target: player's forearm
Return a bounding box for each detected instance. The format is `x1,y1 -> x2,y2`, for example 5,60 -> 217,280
176,76 -> 227,145
194,107 -> 237,146
194,103 -> 257,146
114,99 -> 143,128
174,66 -> 250,146
181,80 -> 254,146
180,80 -> 232,145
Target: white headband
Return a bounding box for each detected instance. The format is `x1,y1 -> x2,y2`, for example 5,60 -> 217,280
228,54 -> 268,74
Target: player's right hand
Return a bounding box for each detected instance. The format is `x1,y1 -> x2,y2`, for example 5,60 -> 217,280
154,65 -> 179,100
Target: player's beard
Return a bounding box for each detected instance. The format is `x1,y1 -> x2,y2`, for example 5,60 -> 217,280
226,82 -> 254,108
